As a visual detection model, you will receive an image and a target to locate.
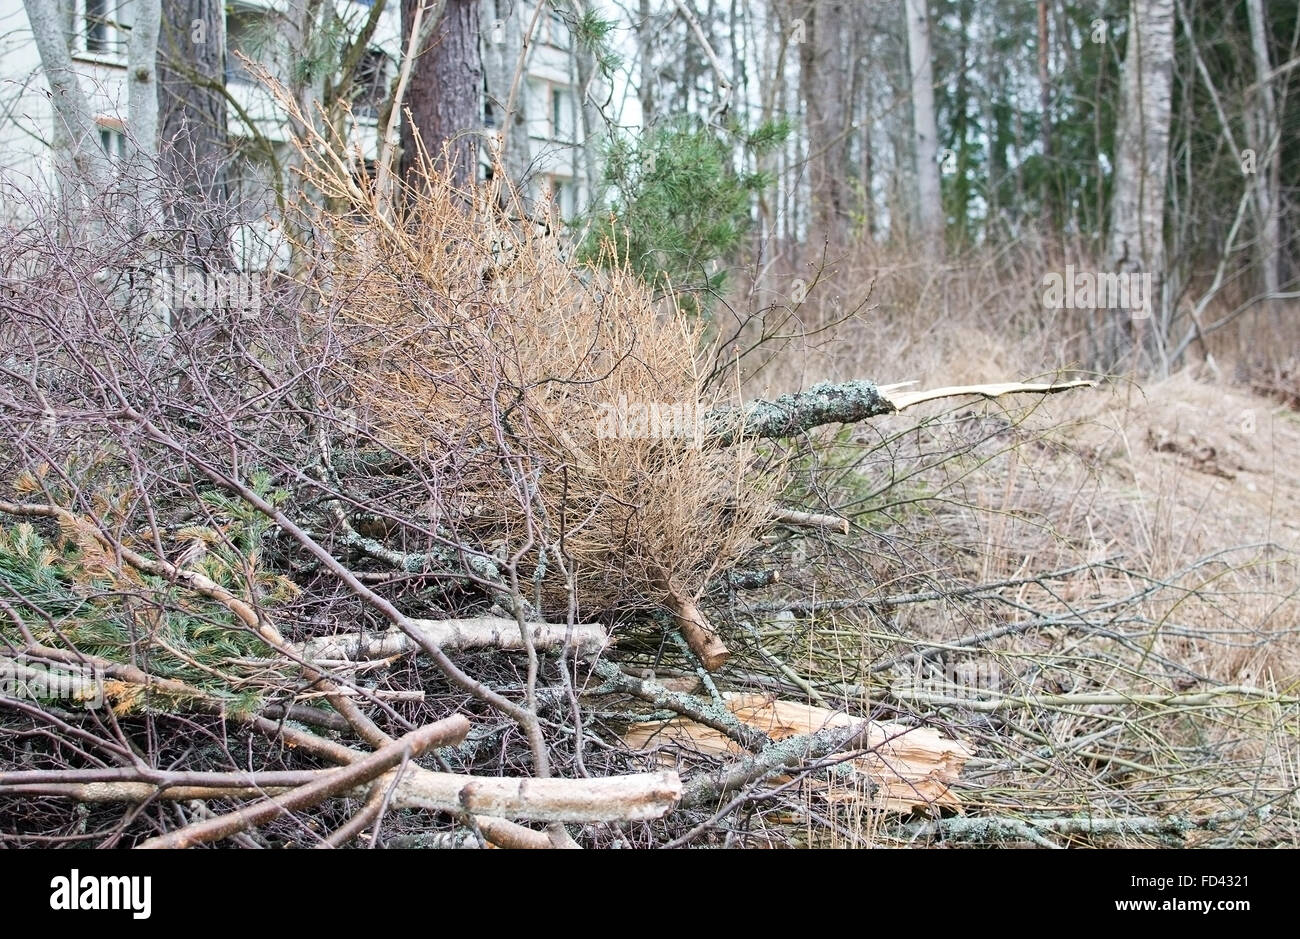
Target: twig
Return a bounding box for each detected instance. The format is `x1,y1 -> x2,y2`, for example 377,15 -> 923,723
586,657 -> 769,751
892,685 -> 1290,712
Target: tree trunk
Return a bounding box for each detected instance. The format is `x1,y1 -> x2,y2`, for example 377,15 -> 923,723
400,0 -> 481,192
1245,0 -> 1280,301
1036,0 -> 1055,240
124,0 -> 162,163
904,0 -> 942,256
22,0 -> 113,196
157,0 -> 231,257
797,0 -> 852,248
637,0 -> 656,122
1105,0 -> 1174,371
482,0 -> 532,203
571,15 -> 602,215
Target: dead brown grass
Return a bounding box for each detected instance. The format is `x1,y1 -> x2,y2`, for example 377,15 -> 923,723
713,239 -> 1300,846
280,113 -> 779,618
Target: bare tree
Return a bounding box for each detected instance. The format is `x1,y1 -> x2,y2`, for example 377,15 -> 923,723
636,0 -> 657,121
1036,0 -> 1054,237
22,0 -> 159,209
1106,0 -> 1175,368
1245,0 -> 1281,300
904,0 -> 942,255
157,0 -> 231,255
796,0 -> 852,247
400,0 -> 482,191
568,0 -> 606,210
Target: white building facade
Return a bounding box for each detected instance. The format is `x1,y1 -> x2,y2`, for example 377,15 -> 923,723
0,0 -> 589,216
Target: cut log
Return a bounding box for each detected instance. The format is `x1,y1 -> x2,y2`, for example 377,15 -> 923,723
622,694 -> 972,813
770,508 -> 850,534
390,767 -> 682,822
295,617 -> 608,662
17,764 -> 684,824
138,715 -> 472,848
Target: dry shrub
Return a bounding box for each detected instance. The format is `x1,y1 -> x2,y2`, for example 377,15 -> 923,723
282,118 -> 777,617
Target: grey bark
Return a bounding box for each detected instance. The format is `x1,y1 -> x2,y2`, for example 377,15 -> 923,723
704,380 -> 893,447
22,0 -> 113,192
904,0 -> 942,254
569,4 -> 603,211
1105,0 -> 1174,369
1246,0 -> 1281,298
482,0 -> 532,198
1037,0 -> 1054,234
636,0 -> 656,121
157,0 -> 231,256
797,0 -> 852,245
126,0 -> 161,166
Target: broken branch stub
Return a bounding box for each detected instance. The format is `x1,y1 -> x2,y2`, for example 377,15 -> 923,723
667,590 -> 730,671
624,695 -> 972,813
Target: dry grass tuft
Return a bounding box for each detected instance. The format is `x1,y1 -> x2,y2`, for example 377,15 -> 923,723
282,116 -> 777,617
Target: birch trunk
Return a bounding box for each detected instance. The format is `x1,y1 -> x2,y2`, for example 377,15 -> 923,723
1245,0 -> 1280,300
22,0 -> 113,193
903,0 -> 942,256
1105,0 -> 1174,370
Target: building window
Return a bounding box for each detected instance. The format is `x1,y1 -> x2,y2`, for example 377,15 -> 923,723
78,0 -> 132,57
352,49 -> 390,121
99,126 -> 127,163
551,87 -> 575,143
541,176 -> 576,219
85,0 -> 109,52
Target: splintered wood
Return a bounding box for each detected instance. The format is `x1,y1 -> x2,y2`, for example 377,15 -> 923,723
623,694 -> 972,813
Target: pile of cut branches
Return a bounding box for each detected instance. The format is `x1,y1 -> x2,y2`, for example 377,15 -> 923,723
0,139 -> 1176,849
